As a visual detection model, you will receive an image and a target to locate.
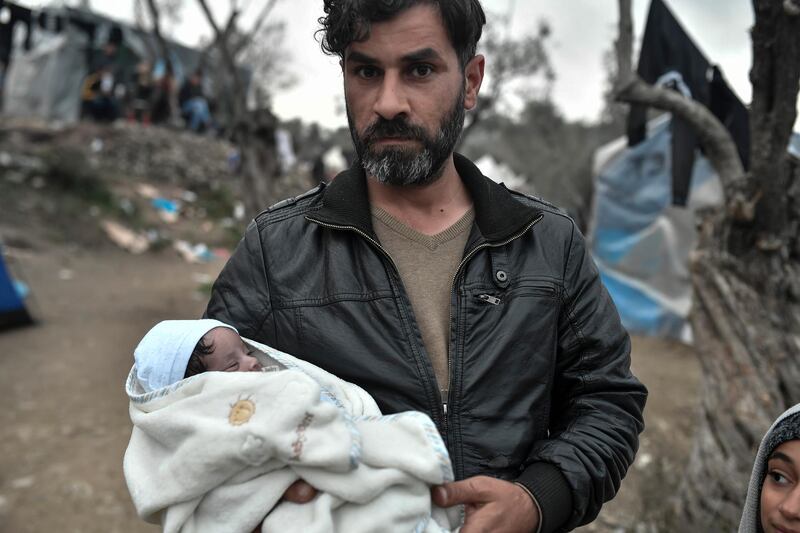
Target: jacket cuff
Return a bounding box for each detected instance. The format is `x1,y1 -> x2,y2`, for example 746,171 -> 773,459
513,482 -> 543,533
516,462 -> 573,533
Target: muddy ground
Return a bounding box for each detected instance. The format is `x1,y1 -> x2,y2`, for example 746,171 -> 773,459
0,238 -> 701,533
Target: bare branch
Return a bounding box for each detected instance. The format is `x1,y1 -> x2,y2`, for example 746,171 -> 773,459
247,0 -> 280,41
145,0 -> 172,71
231,0 -> 281,57
196,0 -> 246,119
196,0 -> 223,37
615,0 -> 634,86
617,79 -> 747,189
133,0 -> 158,60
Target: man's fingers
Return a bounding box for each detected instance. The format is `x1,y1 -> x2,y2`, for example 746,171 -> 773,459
282,480 -> 317,503
433,478 -> 490,507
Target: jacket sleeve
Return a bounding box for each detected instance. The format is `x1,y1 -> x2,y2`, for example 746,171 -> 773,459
516,221 -> 648,532
204,220 -> 272,341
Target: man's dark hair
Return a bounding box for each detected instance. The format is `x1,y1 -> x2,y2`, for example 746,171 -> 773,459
318,0 -> 487,69
183,336 -> 215,378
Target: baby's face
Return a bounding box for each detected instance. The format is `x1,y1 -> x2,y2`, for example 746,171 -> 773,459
204,327 -> 263,373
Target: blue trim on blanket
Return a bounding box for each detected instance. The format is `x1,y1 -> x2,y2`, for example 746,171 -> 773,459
245,339 -> 363,469
126,364 -> 200,404
358,412 -> 454,484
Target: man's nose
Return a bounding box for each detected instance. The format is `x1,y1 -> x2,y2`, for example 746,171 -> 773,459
373,72 -> 410,120
779,487 -> 800,521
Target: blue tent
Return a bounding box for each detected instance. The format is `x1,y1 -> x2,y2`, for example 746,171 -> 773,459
0,245 -> 33,331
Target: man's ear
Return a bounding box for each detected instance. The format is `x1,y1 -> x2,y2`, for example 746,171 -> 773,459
463,54 -> 485,111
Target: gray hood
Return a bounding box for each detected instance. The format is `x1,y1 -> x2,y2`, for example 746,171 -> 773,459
739,403 -> 800,532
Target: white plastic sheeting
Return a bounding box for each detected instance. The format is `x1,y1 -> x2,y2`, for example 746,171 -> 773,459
590,118 -> 800,342
588,117 -> 724,342
474,155 -> 528,191
2,30 -> 87,122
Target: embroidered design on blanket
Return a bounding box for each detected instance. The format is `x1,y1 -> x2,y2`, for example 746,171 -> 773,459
229,397 -> 256,426
291,412 -> 314,460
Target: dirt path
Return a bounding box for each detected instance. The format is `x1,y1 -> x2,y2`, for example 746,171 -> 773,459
0,244 -> 223,533
0,242 -> 701,532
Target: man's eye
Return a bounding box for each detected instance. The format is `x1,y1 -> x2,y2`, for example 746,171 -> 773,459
226,363 -> 239,372
356,66 -> 380,79
411,64 -> 433,78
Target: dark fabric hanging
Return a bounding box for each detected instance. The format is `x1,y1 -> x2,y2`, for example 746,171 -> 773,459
709,66 -> 751,171
626,0 -> 750,206
0,1 -> 34,68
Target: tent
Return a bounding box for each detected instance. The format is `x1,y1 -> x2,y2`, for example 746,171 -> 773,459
0,243 -> 32,331
2,29 -> 88,122
589,119 -> 800,343
1,4 -> 207,123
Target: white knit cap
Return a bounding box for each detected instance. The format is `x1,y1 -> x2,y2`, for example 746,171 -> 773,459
133,319 -> 238,392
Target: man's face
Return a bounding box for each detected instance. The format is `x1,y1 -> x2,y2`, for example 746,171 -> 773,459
343,4 -> 483,187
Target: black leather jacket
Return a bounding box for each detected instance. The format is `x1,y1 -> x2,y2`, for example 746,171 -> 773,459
205,154 -> 647,532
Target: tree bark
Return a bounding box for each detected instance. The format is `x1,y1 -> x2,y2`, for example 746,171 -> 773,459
144,0 -> 180,125
195,0 -> 282,219
614,0 -> 800,529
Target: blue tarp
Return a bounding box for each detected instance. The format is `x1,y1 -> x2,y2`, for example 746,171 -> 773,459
591,120 -> 800,342
0,245 -> 32,331
589,117 -> 723,342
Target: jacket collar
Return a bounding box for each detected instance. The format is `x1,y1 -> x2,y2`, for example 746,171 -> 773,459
309,153 -> 542,244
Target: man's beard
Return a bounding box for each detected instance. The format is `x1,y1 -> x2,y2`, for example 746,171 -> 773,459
347,87 -> 466,187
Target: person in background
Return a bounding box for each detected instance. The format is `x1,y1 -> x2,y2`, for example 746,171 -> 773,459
739,404 -> 800,533
81,26 -> 124,122
127,60 -> 154,125
179,68 -> 214,133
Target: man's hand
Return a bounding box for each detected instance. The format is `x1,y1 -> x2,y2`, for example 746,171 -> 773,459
250,481 -> 318,533
282,479 -> 318,503
432,476 -> 540,533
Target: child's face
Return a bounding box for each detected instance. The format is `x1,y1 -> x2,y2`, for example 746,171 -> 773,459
204,327 -> 263,373
761,440 -> 800,533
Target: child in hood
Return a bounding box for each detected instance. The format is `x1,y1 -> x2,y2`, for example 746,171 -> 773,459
739,403 -> 800,533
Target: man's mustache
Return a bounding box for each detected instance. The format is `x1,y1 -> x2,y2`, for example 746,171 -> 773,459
362,118 -> 429,145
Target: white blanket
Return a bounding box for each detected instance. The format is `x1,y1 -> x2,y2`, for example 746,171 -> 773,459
124,338 -> 460,533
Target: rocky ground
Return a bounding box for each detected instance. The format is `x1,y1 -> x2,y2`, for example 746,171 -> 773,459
0,121 -> 702,532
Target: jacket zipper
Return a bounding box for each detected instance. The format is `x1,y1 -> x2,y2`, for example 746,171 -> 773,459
304,216 -> 448,428
443,214 -> 544,438
306,213 -> 545,444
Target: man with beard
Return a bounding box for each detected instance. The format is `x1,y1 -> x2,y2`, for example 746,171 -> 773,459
205,1 -> 647,531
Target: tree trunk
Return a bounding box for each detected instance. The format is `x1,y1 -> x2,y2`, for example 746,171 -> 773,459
676,2 -> 800,529
195,0 -> 282,218
679,239 -> 800,529
238,110 -> 280,218
614,0 -> 800,529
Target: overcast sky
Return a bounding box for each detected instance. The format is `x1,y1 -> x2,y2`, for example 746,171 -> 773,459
16,0 -> 800,130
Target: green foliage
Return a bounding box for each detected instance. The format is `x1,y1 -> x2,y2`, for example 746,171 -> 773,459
195,182 -> 237,220
461,14 -> 555,144
41,147 -> 114,207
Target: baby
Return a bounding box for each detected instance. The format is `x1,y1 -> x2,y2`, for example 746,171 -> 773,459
133,319 -> 283,392
125,319 -> 460,533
